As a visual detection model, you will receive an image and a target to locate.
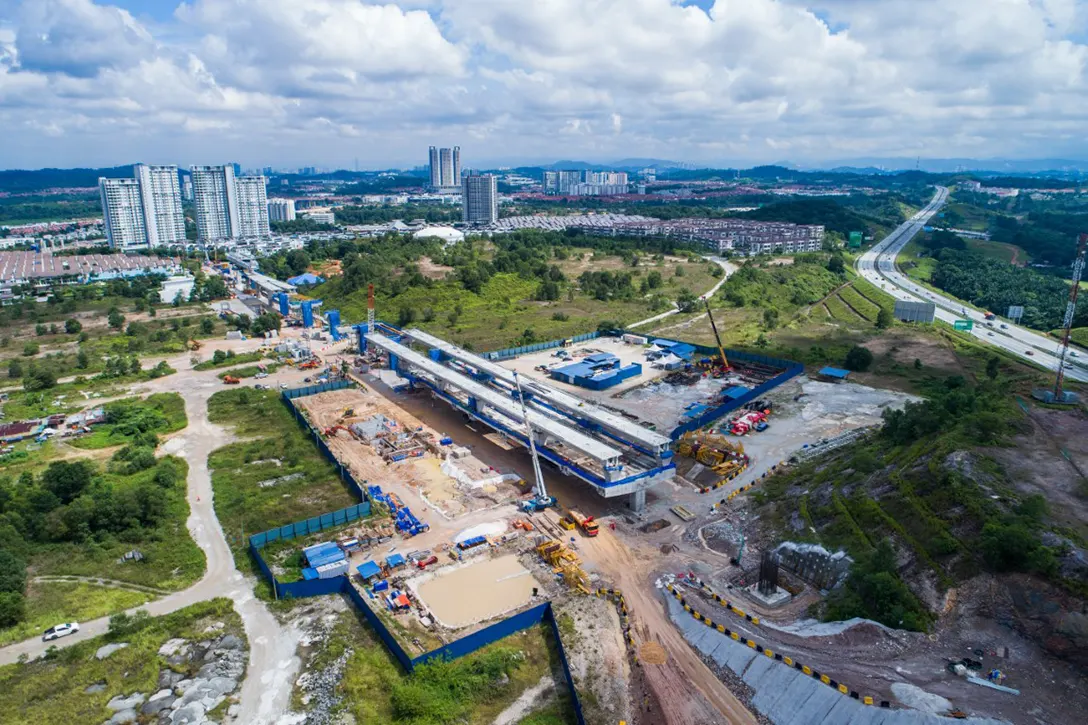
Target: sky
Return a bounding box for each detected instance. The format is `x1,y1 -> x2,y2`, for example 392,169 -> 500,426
1,0 -> 1088,170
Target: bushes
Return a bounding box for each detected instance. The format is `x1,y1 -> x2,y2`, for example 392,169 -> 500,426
823,539 -> 931,631
844,346 -> 873,372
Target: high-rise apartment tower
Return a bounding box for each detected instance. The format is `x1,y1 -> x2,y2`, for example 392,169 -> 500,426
462,174 -> 498,225
98,164 -> 185,250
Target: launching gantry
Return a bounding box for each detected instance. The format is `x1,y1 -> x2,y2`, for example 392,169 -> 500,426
364,331 -> 675,511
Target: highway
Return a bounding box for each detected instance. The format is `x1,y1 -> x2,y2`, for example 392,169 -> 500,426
856,186 -> 1088,383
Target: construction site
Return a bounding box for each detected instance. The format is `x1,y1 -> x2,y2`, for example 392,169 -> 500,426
247,286 -> 1086,725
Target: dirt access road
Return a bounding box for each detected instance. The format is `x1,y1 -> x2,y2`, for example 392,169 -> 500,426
0,353 -> 304,725
583,530 -> 758,725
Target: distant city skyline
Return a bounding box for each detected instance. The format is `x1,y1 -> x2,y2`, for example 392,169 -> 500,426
3,1 -> 1088,169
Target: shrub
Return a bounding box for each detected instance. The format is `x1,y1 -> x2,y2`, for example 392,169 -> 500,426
844,345 -> 874,372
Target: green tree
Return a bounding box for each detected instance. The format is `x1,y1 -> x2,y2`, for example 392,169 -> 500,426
76,350 -> 90,369
676,288 -> 698,313
200,317 -> 215,335
986,356 -> 1000,379
827,254 -> 846,274
41,460 -> 95,505
108,310 -> 125,330
22,342 -> 39,357
23,366 -> 57,391
647,270 -> 663,289
64,318 -> 82,334
212,349 -> 227,364
7,360 -> 22,378
763,308 -> 779,330
0,591 -> 25,628
844,345 -> 874,372
674,265 -> 685,278
0,549 -> 26,595
35,324 -> 47,336
876,308 -> 893,329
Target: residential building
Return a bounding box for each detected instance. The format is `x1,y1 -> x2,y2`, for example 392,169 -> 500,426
439,148 -> 453,187
462,174 -> 498,225
190,165 -> 271,242
268,198 -> 297,222
99,178 -> 148,251
234,176 -> 270,238
543,170 -> 627,195
428,146 -> 462,188
428,146 -> 441,187
134,164 -> 186,246
182,176 -> 194,201
573,218 -> 825,256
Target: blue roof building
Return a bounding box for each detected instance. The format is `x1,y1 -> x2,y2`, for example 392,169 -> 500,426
385,553 -> 406,568
356,561 -> 383,581
818,367 -> 852,381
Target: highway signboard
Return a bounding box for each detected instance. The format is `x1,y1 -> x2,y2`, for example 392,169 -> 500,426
1008,305 -> 1024,323
894,300 -> 936,323
954,320 -> 974,332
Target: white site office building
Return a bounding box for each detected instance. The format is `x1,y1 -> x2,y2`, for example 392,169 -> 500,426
98,164 -> 185,251
190,165 -> 271,243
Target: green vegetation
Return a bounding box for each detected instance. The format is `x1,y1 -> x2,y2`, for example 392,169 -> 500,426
837,285 -> 880,322
217,363 -> 281,379
755,371 -> 1073,630
193,349 -> 265,371
0,194 -> 101,225
0,448 -> 202,638
207,389 -> 356,565
309,608 -> 577,725
0,581 -> 151,647
0,599 -> 242,723
69,393 -> 187,450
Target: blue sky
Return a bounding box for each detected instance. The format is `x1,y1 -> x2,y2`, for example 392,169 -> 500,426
1,0 -> 1087,169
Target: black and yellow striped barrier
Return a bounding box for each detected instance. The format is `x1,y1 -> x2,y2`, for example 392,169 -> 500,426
665,584 -> 886,708
597,588 -> 638,664
711,460 -> 786,507
676,579 -> 762,626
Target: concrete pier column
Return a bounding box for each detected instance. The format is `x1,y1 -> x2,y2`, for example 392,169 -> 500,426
629,489 -> 647,512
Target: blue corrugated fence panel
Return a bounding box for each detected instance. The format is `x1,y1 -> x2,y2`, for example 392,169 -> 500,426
414,603 -> 550,667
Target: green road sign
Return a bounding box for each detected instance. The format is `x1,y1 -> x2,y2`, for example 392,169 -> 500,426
848,231 -> 863,248
954,319 -> 973,331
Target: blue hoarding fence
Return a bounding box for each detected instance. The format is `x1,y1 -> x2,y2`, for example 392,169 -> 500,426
669,362 -> 803,439
249,516 -> 584,722
485,331 -> 599,361
248,502 -> 372,548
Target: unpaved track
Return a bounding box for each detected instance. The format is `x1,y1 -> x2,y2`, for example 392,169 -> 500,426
0,358 -> 303,724
584,530 -> 758,725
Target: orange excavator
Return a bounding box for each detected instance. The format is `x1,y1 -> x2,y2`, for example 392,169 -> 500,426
222,375 -> 240,384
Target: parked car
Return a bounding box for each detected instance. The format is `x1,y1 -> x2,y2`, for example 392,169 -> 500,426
254,372 -> 268,379
42,622 -> 79,641
1026,351 -> 1035,356
280,383 -> 288,389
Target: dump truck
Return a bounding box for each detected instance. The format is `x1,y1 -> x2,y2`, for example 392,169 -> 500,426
567,509 -> 599,537
222,375 -> 241,385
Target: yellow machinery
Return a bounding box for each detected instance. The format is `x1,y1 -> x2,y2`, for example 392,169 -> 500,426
537,539 -> 591,594
675,431 -> 744,460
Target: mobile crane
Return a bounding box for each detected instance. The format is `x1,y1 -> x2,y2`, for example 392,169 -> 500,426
513,372 -> 558,513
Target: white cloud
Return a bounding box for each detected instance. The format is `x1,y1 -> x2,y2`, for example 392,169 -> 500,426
0,0 -> 1087,168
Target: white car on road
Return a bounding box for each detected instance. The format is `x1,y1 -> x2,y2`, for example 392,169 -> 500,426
42,622 -> 79,642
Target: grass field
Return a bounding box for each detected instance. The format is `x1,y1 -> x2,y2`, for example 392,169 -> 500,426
193,350 -> 265,371
896,240 -> 938,282
21,457 -> 205,589
0,582 -> 152,647
207,389 -> 357,565
824,292 -> 867,325
322,253 -> 721,352
965,238 -> 1028,265
307,607 -> 578,725
68,392 -> 187,450
0,599 -> 242,725
217,363 -> 281,379
837,285 -> 880,322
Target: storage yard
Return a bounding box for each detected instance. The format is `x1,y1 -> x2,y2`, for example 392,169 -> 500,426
413,554 -> 540,629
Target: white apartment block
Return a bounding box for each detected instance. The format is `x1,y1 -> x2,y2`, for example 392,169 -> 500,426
428,145 -> 461,188
234,176 -> 270,238
462,174 -> 498,225
135,164 -> 186,246
190,165 -> 271,242
99,178 -> 148,251
268,198 -> 297,222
